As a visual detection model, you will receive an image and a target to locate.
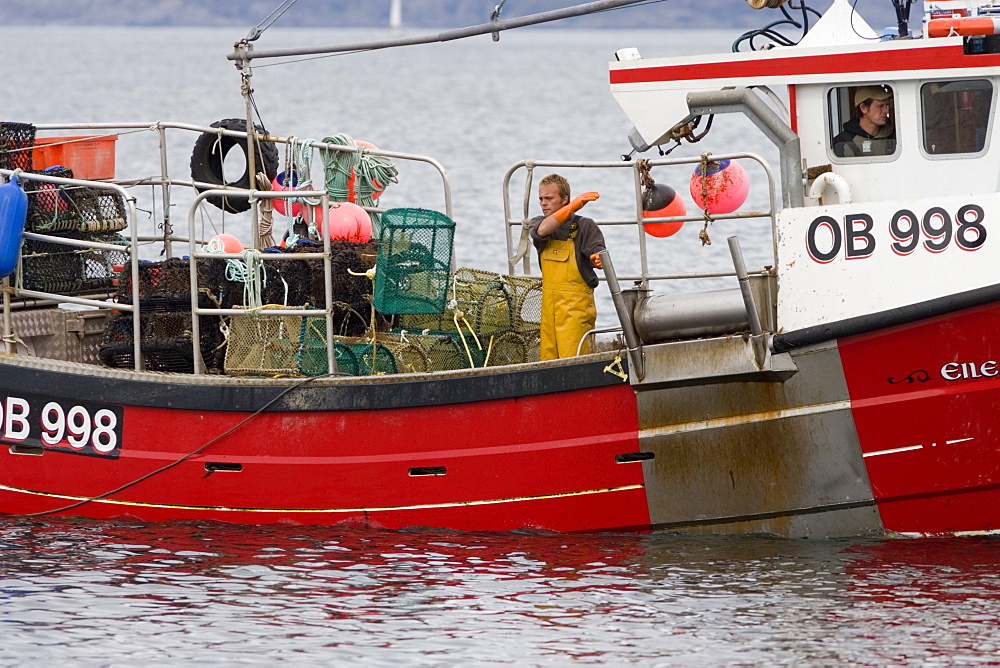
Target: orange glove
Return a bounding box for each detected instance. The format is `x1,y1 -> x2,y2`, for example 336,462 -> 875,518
590,253 -> 603,269
553,191 -> 600,224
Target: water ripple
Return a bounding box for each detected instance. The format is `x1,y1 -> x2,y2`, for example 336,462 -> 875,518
0,519 -> 998,664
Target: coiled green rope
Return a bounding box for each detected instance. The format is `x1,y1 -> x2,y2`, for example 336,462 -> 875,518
320,134 -> 398,236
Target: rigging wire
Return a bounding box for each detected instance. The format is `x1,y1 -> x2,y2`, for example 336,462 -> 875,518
849,0 -> 884,41
246,0 -> 299,41
586,0 -> 672,16
252,0 -> 671,69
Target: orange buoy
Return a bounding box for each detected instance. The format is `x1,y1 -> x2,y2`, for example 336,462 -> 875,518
642,183 -> 686,238
205,233 -> 244,253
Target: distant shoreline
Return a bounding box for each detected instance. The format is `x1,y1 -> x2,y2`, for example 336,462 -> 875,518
0,1 -> 896,32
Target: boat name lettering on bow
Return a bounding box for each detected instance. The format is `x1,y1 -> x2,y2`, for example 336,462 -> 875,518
0,392 -> 123,459
806,204 -> 987,263
940,360 -> 999,381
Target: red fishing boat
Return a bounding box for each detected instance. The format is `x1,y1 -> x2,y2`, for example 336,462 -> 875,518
0,0 -> 997,537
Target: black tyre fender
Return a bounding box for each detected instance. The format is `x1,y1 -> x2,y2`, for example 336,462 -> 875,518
190,118 -> 279,214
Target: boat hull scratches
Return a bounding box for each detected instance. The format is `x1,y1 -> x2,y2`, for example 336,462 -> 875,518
634,339 -> 881,538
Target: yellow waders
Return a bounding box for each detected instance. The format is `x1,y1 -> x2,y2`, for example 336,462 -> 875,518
539,238 -> 597,361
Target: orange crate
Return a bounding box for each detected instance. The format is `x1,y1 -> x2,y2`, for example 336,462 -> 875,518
32,135 -> 117,180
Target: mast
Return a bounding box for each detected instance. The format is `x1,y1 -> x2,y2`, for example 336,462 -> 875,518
389,0 -> 403,32
232,40 -> 260,247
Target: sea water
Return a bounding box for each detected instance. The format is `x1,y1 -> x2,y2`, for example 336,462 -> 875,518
0,24 -> 998,664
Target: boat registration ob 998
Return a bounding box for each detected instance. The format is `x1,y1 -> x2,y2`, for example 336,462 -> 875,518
0,0 -> 997,537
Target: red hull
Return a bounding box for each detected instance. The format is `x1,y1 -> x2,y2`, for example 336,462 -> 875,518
840,302 -> 1000,535
4,301 -> 1000,536
0,380 -> 651,532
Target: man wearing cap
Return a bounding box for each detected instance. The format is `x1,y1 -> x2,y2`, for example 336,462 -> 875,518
833,85 -> 896,158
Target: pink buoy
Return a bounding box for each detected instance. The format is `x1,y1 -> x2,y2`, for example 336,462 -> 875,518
38,182 -> 69,213
642,183 -> 686,238
308,201 -> 372,243
205,233 -> 244,253
689,159 -> 749,214
271,171 -> 301,216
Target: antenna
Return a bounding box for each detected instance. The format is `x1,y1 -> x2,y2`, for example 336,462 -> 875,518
892,0 -> 915,38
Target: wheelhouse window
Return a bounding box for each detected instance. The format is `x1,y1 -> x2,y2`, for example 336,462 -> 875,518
827,84 -> 897,159
921,79 -> 993,155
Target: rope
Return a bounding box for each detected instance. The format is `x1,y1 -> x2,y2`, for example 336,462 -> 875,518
450,309 -> 480,368
637,158 -> 655,189
231,249 -> 267,309
205,240 -> 270,309
447,276 -> 483,367
508,163 -> 535,266
319,134 -> 397,235
483,335 -> 495,367
698,152 -> 714,246
255,172 -> 276,248
276,137 -> 323,246
319,134 -> 358,203
346,266 -> 381,374
2,332 -> 32,355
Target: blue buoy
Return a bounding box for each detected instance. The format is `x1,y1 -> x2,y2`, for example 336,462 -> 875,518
0,175 -> 28,279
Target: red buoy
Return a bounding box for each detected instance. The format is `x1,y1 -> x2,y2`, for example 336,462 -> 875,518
642,183 -> 686,238
272,171 -> 301,216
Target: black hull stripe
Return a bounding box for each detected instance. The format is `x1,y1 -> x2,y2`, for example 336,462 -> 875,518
772,282 -> 1000,353
0,357 -> 628,413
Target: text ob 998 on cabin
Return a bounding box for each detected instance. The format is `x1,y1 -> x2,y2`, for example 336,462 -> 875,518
806,202 -> 987,263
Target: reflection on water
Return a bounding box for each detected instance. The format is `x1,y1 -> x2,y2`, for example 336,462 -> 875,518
1,518 -> 997,664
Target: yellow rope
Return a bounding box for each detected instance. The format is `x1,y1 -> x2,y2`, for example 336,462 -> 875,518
452,310 -> 478,368
483,335 -> 495,367
346,266 -> 380,374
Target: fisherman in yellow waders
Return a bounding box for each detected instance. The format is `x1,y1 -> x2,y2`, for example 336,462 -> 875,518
529,174 -> 606,360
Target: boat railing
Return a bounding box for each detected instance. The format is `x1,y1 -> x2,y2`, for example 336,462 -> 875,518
0,176 -> 366,376
2,121 -> 458,375
502,152 -> 778,288
29,121 -> 454,256
0,168 -> 144,368
184,188 -> 339,375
